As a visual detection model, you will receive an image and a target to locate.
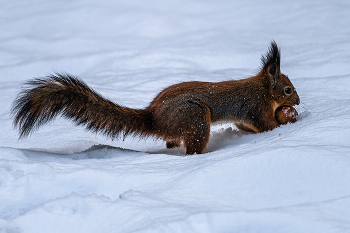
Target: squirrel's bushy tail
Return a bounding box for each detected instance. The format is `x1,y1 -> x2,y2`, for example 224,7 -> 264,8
12,73 -> 153,138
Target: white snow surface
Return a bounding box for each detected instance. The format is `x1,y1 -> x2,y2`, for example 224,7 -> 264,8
1,0 -> 350,232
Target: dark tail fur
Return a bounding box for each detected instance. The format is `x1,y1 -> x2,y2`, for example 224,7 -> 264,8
12,73 -> 153,138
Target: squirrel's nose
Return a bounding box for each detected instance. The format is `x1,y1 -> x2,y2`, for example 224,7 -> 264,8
291,95 -> 300,105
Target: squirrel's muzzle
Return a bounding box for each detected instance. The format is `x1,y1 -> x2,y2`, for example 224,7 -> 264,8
290,94 -> 300,106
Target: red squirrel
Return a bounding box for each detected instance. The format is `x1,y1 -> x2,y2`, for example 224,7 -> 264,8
12,41 -> 300,154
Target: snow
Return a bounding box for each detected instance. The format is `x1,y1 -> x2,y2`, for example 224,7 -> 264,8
1,0 -> 350,232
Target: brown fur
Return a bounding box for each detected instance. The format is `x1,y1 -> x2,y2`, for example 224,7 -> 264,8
12,41 -> 300,154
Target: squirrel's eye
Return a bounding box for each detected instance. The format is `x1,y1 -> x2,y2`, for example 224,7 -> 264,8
285,87 -> 292,95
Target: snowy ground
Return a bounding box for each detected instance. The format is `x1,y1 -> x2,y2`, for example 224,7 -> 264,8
1,0 -> 350,232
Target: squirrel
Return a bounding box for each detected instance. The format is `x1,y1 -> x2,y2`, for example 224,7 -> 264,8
12,41 -> 300,155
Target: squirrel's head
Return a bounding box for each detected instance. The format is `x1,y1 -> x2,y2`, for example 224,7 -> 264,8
261,41 -> 300,108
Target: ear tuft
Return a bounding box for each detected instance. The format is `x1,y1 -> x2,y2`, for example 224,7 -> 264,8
261,40 -> 281,70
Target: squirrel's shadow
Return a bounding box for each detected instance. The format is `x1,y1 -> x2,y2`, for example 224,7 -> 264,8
69,126 -> 251,157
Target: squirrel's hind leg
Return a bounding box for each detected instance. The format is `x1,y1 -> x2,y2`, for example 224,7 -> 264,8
182,101 -> 211,155
153,98 -> 212,155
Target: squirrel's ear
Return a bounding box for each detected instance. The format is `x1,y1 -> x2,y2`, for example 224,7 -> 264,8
268,63 -> 278,76
267,63 -> 279,87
